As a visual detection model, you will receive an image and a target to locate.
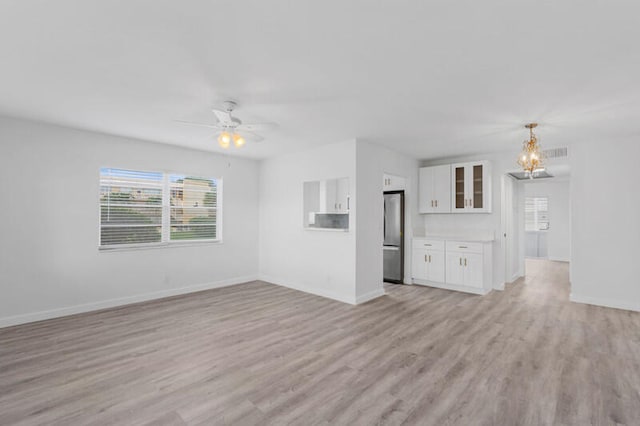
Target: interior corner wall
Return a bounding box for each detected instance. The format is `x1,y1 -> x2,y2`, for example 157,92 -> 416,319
258,140 -> 358,304
570,139 -> 640,311
0,116 -> 260,327
355,140 -> 419,302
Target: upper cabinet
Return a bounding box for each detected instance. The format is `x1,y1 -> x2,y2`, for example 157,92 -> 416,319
304,178 -> 350,231
383,174 -> 405,192
451,161 -> 491,213
419,161 -> 491,214
320,178 -> 349,214
418,165 -> 451,213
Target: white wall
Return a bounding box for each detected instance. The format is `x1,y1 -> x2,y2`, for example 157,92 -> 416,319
258,139 -> 419,305
570,139 -> 640,311
355,141 -> 419,301
258,140 -> 358,304
523,178 -> 571,262
0,116 -> 260,327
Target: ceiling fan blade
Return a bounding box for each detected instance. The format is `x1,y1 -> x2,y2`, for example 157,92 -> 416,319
212,109 -> 232,124
237,122 -> 278,132
174,119 -> 221,129
242,131 -> 265,142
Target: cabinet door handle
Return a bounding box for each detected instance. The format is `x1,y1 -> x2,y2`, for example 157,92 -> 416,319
429,255 -> 432,263
424,254 -> 427,262
464,258 -> 467,266
347,197 -> 349,210
459,258 -> 462,266
459,246 -> 468,249
424,244 -> 432,246
435,200 -> 438,207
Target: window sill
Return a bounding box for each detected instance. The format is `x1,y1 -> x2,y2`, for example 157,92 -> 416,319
99,240 -> 223,252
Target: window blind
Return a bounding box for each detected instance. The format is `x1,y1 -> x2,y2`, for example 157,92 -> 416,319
99,168 -> 220,248
525,197 -> 549,231
169,174 -> 218,241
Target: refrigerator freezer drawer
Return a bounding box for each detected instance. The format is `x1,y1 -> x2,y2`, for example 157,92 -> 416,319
383,246 -> 402,282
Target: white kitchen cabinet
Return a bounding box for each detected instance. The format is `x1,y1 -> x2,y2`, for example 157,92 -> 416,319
412,247 -> 445,283
383,174 -> 405,192
446,251 -> 483,288
426,249 -> 445,283
418,165 -> 451,213
412,248 -> 427,280
320,178 -> 349,213
451,161 -> 491,213
411,239 -> 445,283
412,237 -> 493,295
464,252 -> 483,288
445,253 -> 464,286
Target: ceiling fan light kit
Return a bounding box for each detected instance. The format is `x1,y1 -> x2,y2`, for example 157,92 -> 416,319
517,122 -> 545,179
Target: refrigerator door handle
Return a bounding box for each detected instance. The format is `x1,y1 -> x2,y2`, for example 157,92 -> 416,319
383,200 -> 386,242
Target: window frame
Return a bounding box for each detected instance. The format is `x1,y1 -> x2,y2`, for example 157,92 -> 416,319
525,196 -> 549,232
98,167 -> 223,251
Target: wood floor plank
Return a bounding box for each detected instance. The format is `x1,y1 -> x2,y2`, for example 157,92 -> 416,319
1,259 -> 639,425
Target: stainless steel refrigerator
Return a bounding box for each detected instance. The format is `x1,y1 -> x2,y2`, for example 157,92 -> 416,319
383,191 -> 404,283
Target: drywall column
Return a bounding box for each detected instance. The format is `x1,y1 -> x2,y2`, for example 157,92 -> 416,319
570,138 -> 640,311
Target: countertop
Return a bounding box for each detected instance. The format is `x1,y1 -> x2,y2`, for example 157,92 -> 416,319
413,234 -> 495,243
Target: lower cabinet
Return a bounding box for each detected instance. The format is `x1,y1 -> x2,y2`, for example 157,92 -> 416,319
446,252 -> 483,288
412,238 -> 492,294
412,248 -> 445,283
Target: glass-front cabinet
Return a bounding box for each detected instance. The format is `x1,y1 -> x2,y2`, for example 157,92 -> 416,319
451,161 -> 491,213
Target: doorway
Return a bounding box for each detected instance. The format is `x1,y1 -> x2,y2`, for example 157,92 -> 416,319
502,173 -> 571,285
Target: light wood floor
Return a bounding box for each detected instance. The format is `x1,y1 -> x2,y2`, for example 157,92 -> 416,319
2,259 -> 640,425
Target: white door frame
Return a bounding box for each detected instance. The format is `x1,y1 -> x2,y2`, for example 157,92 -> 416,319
501,174 -> 522,287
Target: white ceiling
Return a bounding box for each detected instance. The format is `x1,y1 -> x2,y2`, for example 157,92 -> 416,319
1,1 -> 638,159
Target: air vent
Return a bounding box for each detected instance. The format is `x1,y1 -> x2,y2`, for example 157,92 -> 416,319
543,147 -> 568,159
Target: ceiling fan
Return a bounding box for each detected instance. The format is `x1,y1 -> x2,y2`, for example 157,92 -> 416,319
176,100 -> 277,149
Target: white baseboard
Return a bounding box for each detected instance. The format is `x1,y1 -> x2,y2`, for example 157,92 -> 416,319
0,275 -> 258,329
412,279 -> 490,296
355,288 -> 386,304
501,274 -> 523,289
549,257 -> 570,263
259,274 -> 356,305
570,293 -> 640,313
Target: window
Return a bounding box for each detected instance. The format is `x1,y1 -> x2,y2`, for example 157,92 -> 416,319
169,174 -> 218,242
525,197 -> 549,231
100,168 -> 221,248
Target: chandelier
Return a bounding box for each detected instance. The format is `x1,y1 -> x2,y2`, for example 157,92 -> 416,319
517,123 -> 544,178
